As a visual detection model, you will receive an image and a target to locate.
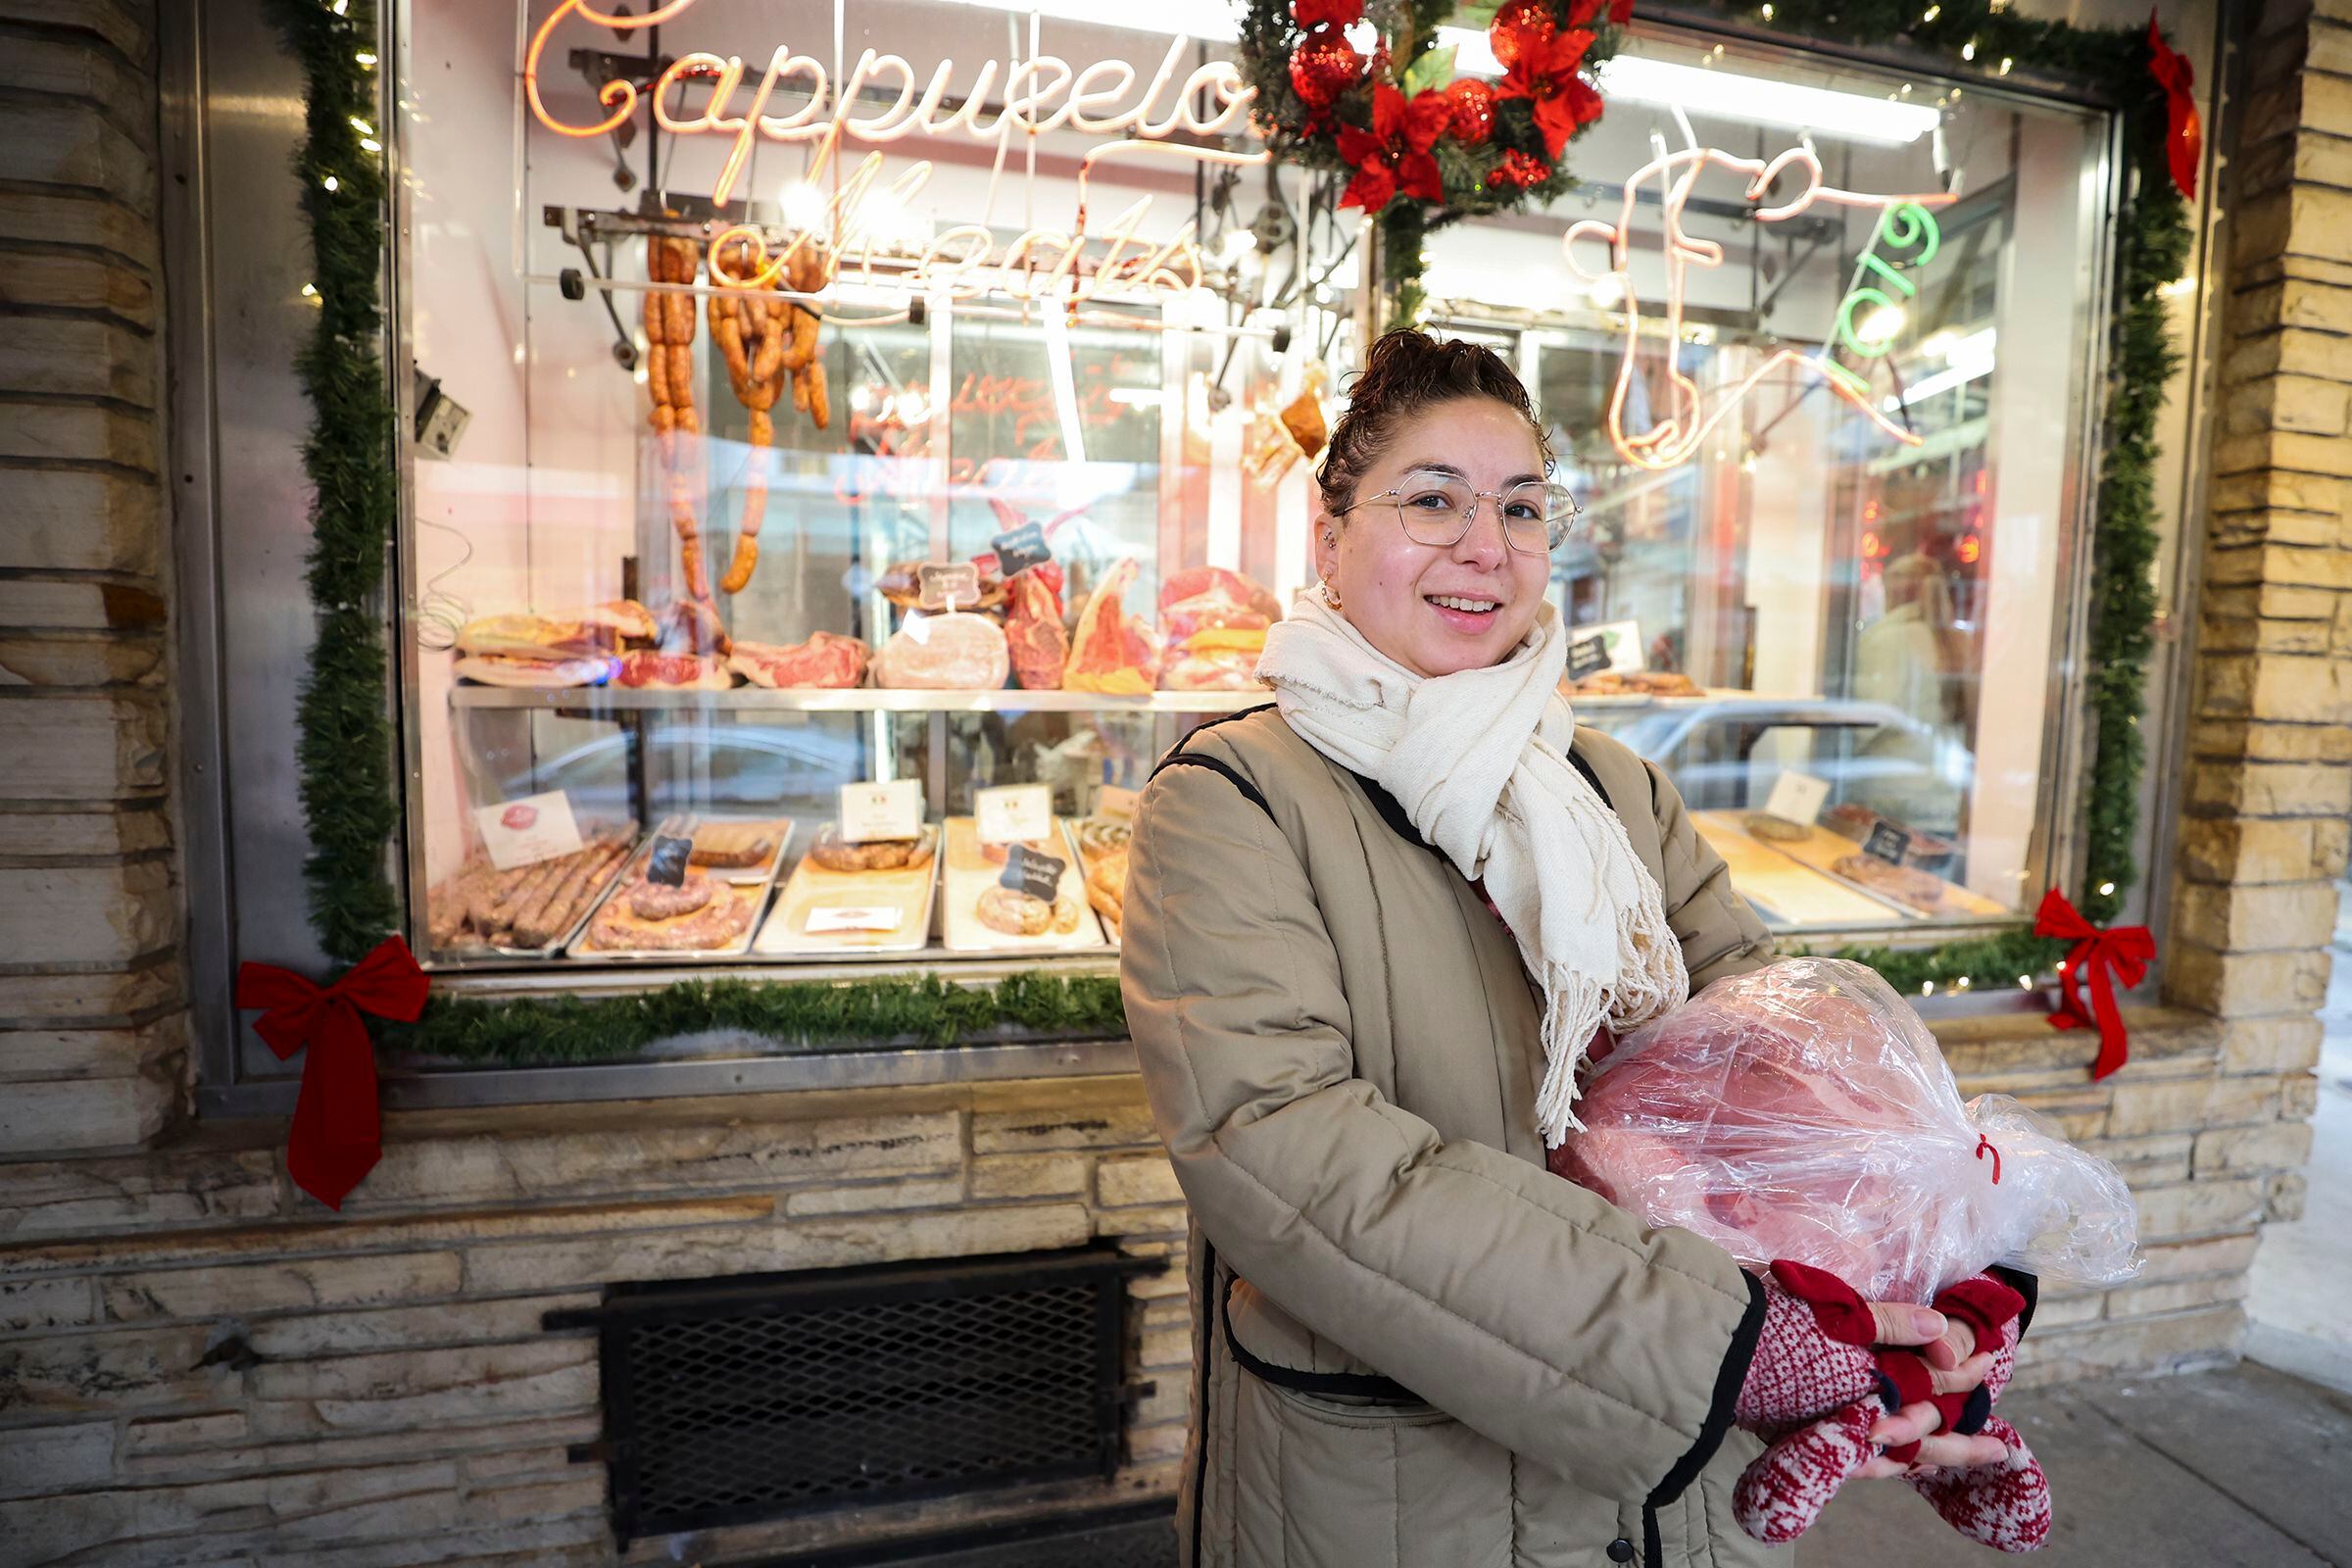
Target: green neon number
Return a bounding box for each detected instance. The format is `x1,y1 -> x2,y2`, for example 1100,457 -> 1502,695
1880,201 -> 1941,267
1832,202 -> 1943,361
1836,287 -> 1903,359
1859,250 -> 1919,297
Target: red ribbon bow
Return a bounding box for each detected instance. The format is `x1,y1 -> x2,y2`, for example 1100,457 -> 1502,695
236,936 -> 428,1209
2146,14 -> 2201,200
2034,888 -> 2156,1081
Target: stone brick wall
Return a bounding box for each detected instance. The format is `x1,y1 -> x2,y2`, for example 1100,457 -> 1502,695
1937,1009 -> 2316,1384
2158,0 -> 2349,1358
0,0 -> 189,1158
0,1079 -> 1191,1565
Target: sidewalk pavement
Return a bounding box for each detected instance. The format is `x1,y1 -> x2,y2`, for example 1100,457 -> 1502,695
2243,919 -> 2352,1398
1806,1360 -> 2352,1564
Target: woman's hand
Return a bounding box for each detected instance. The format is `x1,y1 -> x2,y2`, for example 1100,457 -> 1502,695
1860,1400 -> 2014,1478
1859,1298 -> 2007,1476
1864,1298 -> 1990,1395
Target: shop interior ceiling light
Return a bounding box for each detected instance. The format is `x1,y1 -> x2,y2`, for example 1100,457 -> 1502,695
1886,326 -> 1995,409
931,0 -> 1242,43
1439,29 -> 1941,146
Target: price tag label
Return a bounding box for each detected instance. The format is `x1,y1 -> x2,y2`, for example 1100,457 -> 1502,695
1566,633 -> 1612,681
990,520 -> 1053,578
839,779 -> 923,843
975,783 -> 1053,846
471,790 -> 583,872
1863,821 -> 1910,865
1001,843 -> 1067,903
917,562 -> 980,612
1763,770 -> 1831,828
1589,618 -> 1645,672
1095,784 -> 1141,821
806,905 -> 905,935
645,833 -> 695,887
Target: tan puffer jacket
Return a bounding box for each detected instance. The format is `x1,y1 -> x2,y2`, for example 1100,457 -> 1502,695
1121,707 -> 1785,1568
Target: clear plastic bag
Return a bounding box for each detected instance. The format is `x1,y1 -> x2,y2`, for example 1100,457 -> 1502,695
1562,958 -> 2141,1303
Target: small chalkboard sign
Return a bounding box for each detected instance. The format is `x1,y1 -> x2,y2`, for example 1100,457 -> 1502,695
1566,632 -> 1613,680
645,833 -> 694,887
999,843 -> 1066,904
991,520 -> 1052,578
1862,822 -> 1909,865
917,562 -> 980,612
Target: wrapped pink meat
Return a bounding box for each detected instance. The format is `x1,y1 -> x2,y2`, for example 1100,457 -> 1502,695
1561,958 -> 2140,1552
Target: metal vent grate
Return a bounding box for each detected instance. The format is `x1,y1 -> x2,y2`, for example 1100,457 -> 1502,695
552,1247 -> 1161,1543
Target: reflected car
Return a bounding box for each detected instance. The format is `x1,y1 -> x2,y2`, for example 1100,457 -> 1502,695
1581,695 -> 1974,832
503,721 -> 874,822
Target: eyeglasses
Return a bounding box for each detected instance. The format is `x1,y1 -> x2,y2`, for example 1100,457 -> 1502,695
1334,469 -> 1583,555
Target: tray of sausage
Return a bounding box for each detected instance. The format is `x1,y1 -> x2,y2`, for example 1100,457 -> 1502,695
424,832 -> 638,959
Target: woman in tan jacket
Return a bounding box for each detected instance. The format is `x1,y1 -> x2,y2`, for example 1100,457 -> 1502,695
1120,332 -> 2013,1568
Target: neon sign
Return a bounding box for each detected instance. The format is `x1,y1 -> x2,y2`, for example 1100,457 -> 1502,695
1825,202 -> 1941,395
1563,144 -> 1955,472
523,0 -> 1268,310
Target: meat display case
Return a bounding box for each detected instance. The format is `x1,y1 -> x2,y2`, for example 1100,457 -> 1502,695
411,200 -> 1318,972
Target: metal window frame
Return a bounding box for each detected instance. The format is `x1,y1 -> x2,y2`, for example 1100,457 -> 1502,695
164,0 -> 2216,1114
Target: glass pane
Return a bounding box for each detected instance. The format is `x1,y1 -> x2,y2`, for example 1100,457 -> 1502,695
1425,33 -> 2103,934
402,0 -> 1296,970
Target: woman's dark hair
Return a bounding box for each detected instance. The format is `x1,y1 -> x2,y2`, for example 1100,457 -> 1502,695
1314,328 -> 1555,514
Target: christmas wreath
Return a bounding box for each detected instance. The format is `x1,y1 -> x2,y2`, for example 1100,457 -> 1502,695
1239,0 -> 1628,327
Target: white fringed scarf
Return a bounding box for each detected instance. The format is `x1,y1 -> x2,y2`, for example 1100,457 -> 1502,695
1257,586 -> 1689,1146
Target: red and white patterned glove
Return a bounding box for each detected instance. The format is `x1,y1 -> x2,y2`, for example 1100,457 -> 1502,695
1734,1266 -> 2041,1549
1905,1414 -> 2053,1552
1734,1261 -> 1885,1434
1734,1399 -> 1884,1545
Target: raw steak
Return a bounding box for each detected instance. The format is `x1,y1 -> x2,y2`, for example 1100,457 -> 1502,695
730,632 -> 871,688
1159,566 -> 1282,622
1004,568 -> 1069,690
615,651 -> 732,689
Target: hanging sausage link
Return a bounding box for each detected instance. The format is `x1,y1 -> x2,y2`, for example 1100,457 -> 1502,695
708,236 -> 830,593
709,242 -> 791,595
644,235 -> 710,602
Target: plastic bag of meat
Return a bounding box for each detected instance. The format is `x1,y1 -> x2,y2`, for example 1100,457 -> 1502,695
1560,957 -> 2141,1303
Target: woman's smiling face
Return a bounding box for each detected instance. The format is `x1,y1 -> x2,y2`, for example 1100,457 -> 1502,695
1314,396 -> 1553,678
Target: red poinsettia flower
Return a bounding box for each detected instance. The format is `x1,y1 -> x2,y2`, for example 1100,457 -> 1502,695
1293,0 -> 1361,26
1567,0 -> 1635,24
1494,25 -> 1604,160
1336,83 -> 1450,213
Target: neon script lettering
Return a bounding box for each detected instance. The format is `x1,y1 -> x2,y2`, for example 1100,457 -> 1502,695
523,0 -> 1265,308
1564,145 -> 1956,472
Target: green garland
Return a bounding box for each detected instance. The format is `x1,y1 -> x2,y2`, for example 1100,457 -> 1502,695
270,0 -> 403,964
381,970 -> 1128,1064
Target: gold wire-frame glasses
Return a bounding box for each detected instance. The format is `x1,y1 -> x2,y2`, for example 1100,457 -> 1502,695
1334,468 -> 1584,555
